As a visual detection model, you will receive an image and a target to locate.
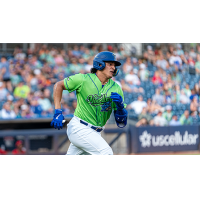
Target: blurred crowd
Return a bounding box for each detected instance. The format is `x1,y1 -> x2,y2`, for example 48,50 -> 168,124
0,44 -> 129,119
1,43 -> 200,126
124,44 -> 200,126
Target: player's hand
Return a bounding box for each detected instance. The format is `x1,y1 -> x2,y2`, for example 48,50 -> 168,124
50,109 -> 65,130
110,92 -> 124,110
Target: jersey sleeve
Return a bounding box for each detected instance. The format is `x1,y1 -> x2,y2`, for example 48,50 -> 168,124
113,86 -> 127,111
63,73 -> 84,93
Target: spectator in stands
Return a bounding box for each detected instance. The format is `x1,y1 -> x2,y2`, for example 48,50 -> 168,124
163,82 -> 169,95
176,44 -> 184,56
55,52 -> 65,65
43,88 -> 53,102
38,92 -> 53,114
6,95 -> 17,117
146,45 -> 155,63
68,58 -> 82,74
188,56 -> 195,69
90,44 -> 98,56
0,102 -> 16,119
120,79 -> 132,93
169,51 -> 182,68
0,56 -> 12,92
191,111 -> 198,124
26,71 -> 38,91
132,58 -> 139,69
171,72 -> 181,85
174,84 -> 181,100
152,71 -> 163,86
62,103 -> 70,115
156,54 -> 169,71
30,98 -> 43,115
0,82 -> 8,101
138,107 -> 152,123
194,83 -> 200,95
164,91 -> 172,104
20,104 -> 33,118
180,89 -> 190,104
169,115 -> 181,126
82,48 -> 91,62
13,81 -> 30,99
123,57 -> 133,74
34,70 -> 48,89
146,98 -> 162,114
136,118 -> 148,127
127,95 -> 147,115
179,110 -> 193,125
125,69 -> 142,92
195,54 -> 200,74
166,74 -> 173,91
14,47 -> 26,61
29,55 -> 42,69
13,98 -> 26,117
152,88 -> 165,105
153,110 -> 168,126
180,54 -> 188,66
112,77 -> 122,88
70,99 -> 77,114
85,59 -> 93,73
197,44 -> 200,54
183,84 -> 191,98
189,47 -> 197,60
190,96 -> 199,113
162,105 -> 173,123
139,63 -> 149,81
189,89 -> 199,101
113,46 -> 121,60
0,147 -> 6,155
72,45 -> 81,58
12,140 -> 26,155
10,68 -> 22,88
160,71 -> 168,83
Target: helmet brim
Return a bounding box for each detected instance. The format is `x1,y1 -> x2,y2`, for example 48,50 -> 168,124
103,60 -> 121,66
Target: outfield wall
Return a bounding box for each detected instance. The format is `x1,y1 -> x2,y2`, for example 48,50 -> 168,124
128,125 -> 200,153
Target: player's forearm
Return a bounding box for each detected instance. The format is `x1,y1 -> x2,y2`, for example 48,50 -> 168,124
53,81 -> 65,109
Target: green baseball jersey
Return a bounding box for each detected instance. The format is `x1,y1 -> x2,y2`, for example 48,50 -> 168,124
64,73 -> 126,127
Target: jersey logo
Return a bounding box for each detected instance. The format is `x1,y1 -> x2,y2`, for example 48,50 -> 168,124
86,93 -> 112,112
100,101 -> 112,112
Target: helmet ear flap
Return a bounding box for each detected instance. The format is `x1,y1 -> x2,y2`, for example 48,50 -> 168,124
99,61 -> 106,70
113,68 -> 119,76
93,60 -> 106,70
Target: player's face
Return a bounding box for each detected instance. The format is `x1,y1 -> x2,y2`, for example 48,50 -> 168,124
102,62 -> 116,79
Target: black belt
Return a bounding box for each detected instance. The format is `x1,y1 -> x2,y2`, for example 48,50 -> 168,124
80,120 -> 103,132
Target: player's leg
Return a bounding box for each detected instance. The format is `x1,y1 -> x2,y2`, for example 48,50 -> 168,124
70,128 -> 113,155
66,143 -> 85,155
66,118 -> 90,155
67,117 -> 113,155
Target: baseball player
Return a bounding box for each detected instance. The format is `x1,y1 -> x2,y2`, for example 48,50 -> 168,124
51,51 -> 128,155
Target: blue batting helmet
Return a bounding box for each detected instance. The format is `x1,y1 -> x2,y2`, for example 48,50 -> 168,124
93,51 -> 121,76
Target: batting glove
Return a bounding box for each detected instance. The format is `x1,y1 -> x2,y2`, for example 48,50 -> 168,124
110,92 -> 124,110
50,109 -> 65,130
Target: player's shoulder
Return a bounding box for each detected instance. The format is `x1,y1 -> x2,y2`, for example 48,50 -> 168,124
109,78 -> 122,91
65,73 -> 86,81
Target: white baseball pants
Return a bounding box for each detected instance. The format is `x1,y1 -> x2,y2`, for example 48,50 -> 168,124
66,116 -> 113,155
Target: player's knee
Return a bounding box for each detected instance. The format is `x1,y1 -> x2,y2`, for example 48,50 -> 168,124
101,147 -> 113,155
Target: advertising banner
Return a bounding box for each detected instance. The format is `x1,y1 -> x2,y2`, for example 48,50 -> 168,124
130,125 -> 200,153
